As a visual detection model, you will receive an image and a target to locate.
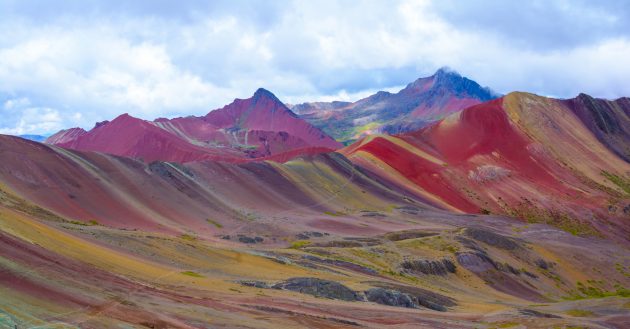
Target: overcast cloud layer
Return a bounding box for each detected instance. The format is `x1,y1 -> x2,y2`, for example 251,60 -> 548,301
1,0 -> 629,135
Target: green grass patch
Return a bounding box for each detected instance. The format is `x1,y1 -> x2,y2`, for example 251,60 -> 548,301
206,218 -> 223,228
602,170 -> 630,194
68,219 -> 99,226
180,234 -> 197,241
289,240 -> 311,249
324,210 -> 346,217
181,271 -> 204,278
565,309 -> 594,317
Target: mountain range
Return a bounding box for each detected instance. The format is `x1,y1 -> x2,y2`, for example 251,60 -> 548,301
291,68 -> 499,143
46,88 -> 341,163
1,68 -> 629,328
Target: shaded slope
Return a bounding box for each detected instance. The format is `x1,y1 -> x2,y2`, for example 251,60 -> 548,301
563,93 -> 630,162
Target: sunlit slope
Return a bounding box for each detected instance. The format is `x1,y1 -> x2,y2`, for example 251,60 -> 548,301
343,93 -> 630,241
0,135 -> 426,236
1,133 -> 628,328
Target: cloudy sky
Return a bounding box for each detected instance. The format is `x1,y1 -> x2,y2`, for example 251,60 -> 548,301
1,0 -> 629,135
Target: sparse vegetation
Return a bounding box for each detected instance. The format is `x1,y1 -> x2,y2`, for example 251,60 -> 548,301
289,240 -> 311,249
239,211 -> 259,221
602,170 -> 630,194
324,210 -> 346,217
180,234 -> 197,241
206,218 -> 223,228
615,263 -> 627,276
68,219 -> 99,226
565,309 -> 594,317
564,281 -> 629,300
503,198 -> 600,237
181,271 -> 204,278
0,185 -> 66,222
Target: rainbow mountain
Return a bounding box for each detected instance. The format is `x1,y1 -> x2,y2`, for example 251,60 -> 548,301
1,70 -> 629,328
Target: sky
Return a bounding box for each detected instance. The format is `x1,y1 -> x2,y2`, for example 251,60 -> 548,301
1,0 -> 629,135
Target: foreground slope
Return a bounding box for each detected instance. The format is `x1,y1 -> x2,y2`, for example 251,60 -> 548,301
343,92 -> 630,242
46,89 -> 342,162
0,134 -> 628,328
292,68 -> 498,142
563,93 -> 630,162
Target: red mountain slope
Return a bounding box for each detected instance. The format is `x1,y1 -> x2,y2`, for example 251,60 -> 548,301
46,127 -> 87,144
343,92 -> 630,241
46,89 -> 341,162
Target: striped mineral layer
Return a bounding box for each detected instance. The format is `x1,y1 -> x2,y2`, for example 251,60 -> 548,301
1,83 -> 629,328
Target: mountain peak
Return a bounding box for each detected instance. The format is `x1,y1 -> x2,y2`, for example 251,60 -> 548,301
253,88 -> 280,102
93,120 -> 110,129
115,113 -> 133,119
434,66 -> 461,78
110,113 -> 142,124
430,68 -> 498,100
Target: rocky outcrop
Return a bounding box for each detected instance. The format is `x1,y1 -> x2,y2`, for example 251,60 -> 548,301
365,288 -> 416,308
465,228 -> 520,251
295,231 -> 326,239
384,230 -> 438,241
456,251 -> 546,302
301,255 -> 378,276
400,258 -> 456,276
237,235 -> 264,244
366,282 -> 456,312
456,251 -> 496,272
468,165 -> 511,183
519,309 -> 561,318
239,280 -> 270,288
272,277 -> 363,301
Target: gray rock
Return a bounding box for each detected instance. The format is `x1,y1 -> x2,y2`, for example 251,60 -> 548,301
535,258 -> 551,270
456,251 -> 496,272
401,258 -> 456,276
465,228 -> 520,250
366,282 -> 456,312
365,288 -> 416,308
237,235 -> 264,244
239,280 -> 270,288
519,309 -> 561,318
272,277 -> 363,301
384,230 -> 438,241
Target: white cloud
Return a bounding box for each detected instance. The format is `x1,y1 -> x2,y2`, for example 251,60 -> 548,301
0,105 -> 62,135
0,0 -> 628,134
